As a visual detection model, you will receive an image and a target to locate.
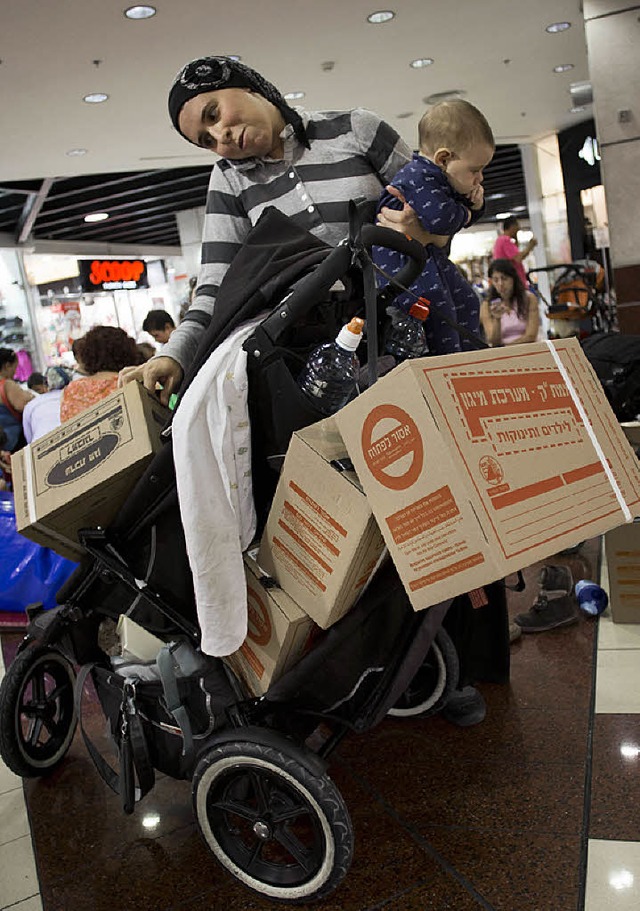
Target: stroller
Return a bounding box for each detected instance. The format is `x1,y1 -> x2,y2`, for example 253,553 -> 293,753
529,260 -> 616,338
0,204 -> 477,903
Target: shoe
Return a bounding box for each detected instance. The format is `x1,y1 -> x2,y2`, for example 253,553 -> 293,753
509,621 -> 522,643
514,564 -> 578,632
441,685 -> 486,727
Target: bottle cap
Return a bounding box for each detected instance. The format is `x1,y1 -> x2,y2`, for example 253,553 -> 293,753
336,317 -> 365,352
409,300 -> 430,321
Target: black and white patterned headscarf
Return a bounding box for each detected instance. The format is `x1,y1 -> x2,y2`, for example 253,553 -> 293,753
168,56 -> 309,149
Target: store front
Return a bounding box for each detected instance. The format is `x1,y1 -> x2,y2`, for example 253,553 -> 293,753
23,253 -> 189,367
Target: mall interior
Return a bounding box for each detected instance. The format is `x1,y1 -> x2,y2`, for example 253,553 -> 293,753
1,2 -> 640,910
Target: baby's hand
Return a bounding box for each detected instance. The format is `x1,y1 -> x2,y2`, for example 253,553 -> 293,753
468,185 -> 484,210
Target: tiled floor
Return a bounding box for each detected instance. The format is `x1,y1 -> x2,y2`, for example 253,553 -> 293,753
1,537 -> 640,911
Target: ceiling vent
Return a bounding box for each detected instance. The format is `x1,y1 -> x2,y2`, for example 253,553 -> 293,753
570,81 -> 593,106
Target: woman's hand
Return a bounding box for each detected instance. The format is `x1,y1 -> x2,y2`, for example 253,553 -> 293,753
378,186 -> 449,247
118,356 -> 184,407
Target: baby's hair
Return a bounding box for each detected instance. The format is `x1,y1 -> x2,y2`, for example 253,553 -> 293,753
418,100 -> 494,157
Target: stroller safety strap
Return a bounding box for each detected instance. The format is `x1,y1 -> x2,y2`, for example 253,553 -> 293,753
74,664 -> 155,815
156,640 -> 209,762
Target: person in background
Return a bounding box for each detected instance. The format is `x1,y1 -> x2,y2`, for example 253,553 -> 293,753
136,341 -> 157,363
0,347 -> 34,451
374,100 -> 494,354
480,258 -> 540,347
22,366 -> 73,444
119,54 -> 423,403
492,215 -> 537,288
27,372 -> 48,394
61,327 -> 139,422
142,310 -> 176,345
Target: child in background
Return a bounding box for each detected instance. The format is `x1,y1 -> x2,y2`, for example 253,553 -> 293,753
375,100 -> 494,354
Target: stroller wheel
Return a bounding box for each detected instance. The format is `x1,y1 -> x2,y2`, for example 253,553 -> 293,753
192,738 -> 353,902
388,627 -> 459,718
0,645 -> 77,777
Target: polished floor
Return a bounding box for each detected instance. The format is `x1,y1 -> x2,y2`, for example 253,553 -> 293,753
1,538 -> 640,911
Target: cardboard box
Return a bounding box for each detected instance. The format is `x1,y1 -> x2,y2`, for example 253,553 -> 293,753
225,555 -> 318,696
329,339 -> 640,612
12,382 -> 170,560
604,520 -> 640,623
258,416 -> 387,629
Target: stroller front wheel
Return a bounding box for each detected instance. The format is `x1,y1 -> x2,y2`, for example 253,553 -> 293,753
192,738 -> 353,903
388,627 -> 459,718
0,645 -> 77,777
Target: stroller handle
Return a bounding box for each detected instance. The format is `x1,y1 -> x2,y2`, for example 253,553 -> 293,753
257,223 -> 427,342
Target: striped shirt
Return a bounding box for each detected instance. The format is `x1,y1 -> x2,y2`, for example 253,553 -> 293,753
163,108 -> 411,370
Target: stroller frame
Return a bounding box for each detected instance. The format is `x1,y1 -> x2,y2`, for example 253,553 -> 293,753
0,208 -> 463,904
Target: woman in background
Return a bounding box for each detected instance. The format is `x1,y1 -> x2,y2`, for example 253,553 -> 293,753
61,327 -> 139,422
0,347 -> 33,451
480,258 -> 539,347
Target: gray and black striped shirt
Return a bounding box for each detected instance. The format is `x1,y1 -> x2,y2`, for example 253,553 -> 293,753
164,108 -> 411,369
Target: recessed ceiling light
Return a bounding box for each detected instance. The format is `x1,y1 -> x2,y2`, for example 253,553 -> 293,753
84,212 -> 109,223
83,92 -> 109,103
553,64 -> 574,73
486,192 -> 506,200
410,58 -> 434,68
367,11 -> 395,24
227,55 -> 242,62
66,148 -> 87,157
546,22 -> 571,33
495,212 -> 512,220
124,5 -> 156,19
570,105 -> 586,114
284,91 -> 305,101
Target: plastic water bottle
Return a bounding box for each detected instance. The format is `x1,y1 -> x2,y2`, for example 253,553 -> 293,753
298,317 -> 365,415
384,300 -> 430,362
575,579 -> 609,617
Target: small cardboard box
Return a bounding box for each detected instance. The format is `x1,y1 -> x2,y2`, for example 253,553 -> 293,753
258,416 -> 387,629
225,555 -> 318,696
604,520 -> 640,623
12,382 -> 170,560
330,339 -> 640,612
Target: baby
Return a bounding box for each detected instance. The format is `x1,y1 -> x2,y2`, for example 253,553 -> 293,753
375,99 -> 494,354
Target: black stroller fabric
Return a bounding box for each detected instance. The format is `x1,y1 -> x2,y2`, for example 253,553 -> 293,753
581,332 -> 640,422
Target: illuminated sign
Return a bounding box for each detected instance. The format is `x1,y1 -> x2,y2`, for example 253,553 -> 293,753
578,136 -> 601,167
78,259 -> 149,292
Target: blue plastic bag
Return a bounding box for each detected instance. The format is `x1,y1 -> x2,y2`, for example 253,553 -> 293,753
0,492 -> 78,612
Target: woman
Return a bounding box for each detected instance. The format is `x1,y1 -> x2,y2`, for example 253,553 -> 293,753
120,55 -> 425,403
480,258 -> 540,347
61,326 -> 140,422
22,366 -> 73,443
0,347 -> 34,451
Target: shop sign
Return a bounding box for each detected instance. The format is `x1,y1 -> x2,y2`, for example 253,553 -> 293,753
78,259 -> 149,292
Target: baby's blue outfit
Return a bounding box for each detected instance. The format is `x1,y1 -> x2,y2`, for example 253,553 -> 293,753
375,153 -> 484,354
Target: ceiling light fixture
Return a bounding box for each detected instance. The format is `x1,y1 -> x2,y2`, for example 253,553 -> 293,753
546,21 -> 571,33
367,11 -> 395,24
227,55 -> 242,62
83,92 -> 109,103
410,58 -> 434,68
570,106 -> 586,114
495,211 -> 512,220
124,5 -> 157,19
486,192 -> 507,200
284,91 -> 305,100
84,212 -> 109,223
553,64 -> 574,73
66,148 -> 87,157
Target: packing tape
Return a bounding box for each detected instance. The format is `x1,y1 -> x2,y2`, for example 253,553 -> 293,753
545,339 -> 631,523
22,444 -> 38,524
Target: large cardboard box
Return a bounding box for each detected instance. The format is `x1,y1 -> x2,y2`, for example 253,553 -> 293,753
12,382 -> 170,560
258,416 -> 387,629
329,339 -> 640,612
604,521 -> 640,623
225,555 -> 319,696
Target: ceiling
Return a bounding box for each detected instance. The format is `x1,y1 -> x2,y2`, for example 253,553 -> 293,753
0,0 -> 591,252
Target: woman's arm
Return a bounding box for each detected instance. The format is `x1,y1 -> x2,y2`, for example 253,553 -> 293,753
5,379 -> 34,414
480,299 -> 503,347
504,292 -> 540,345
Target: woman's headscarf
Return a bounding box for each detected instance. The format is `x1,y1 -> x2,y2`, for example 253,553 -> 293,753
46,366 -> 72,390
168,56 -> 309,149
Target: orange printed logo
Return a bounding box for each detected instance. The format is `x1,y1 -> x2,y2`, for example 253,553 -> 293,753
361,404 -> 423,491
246,584 -> 272,646
479,455 -> 504,486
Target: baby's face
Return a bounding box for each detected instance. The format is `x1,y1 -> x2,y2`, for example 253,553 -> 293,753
444,142 -> 494,196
